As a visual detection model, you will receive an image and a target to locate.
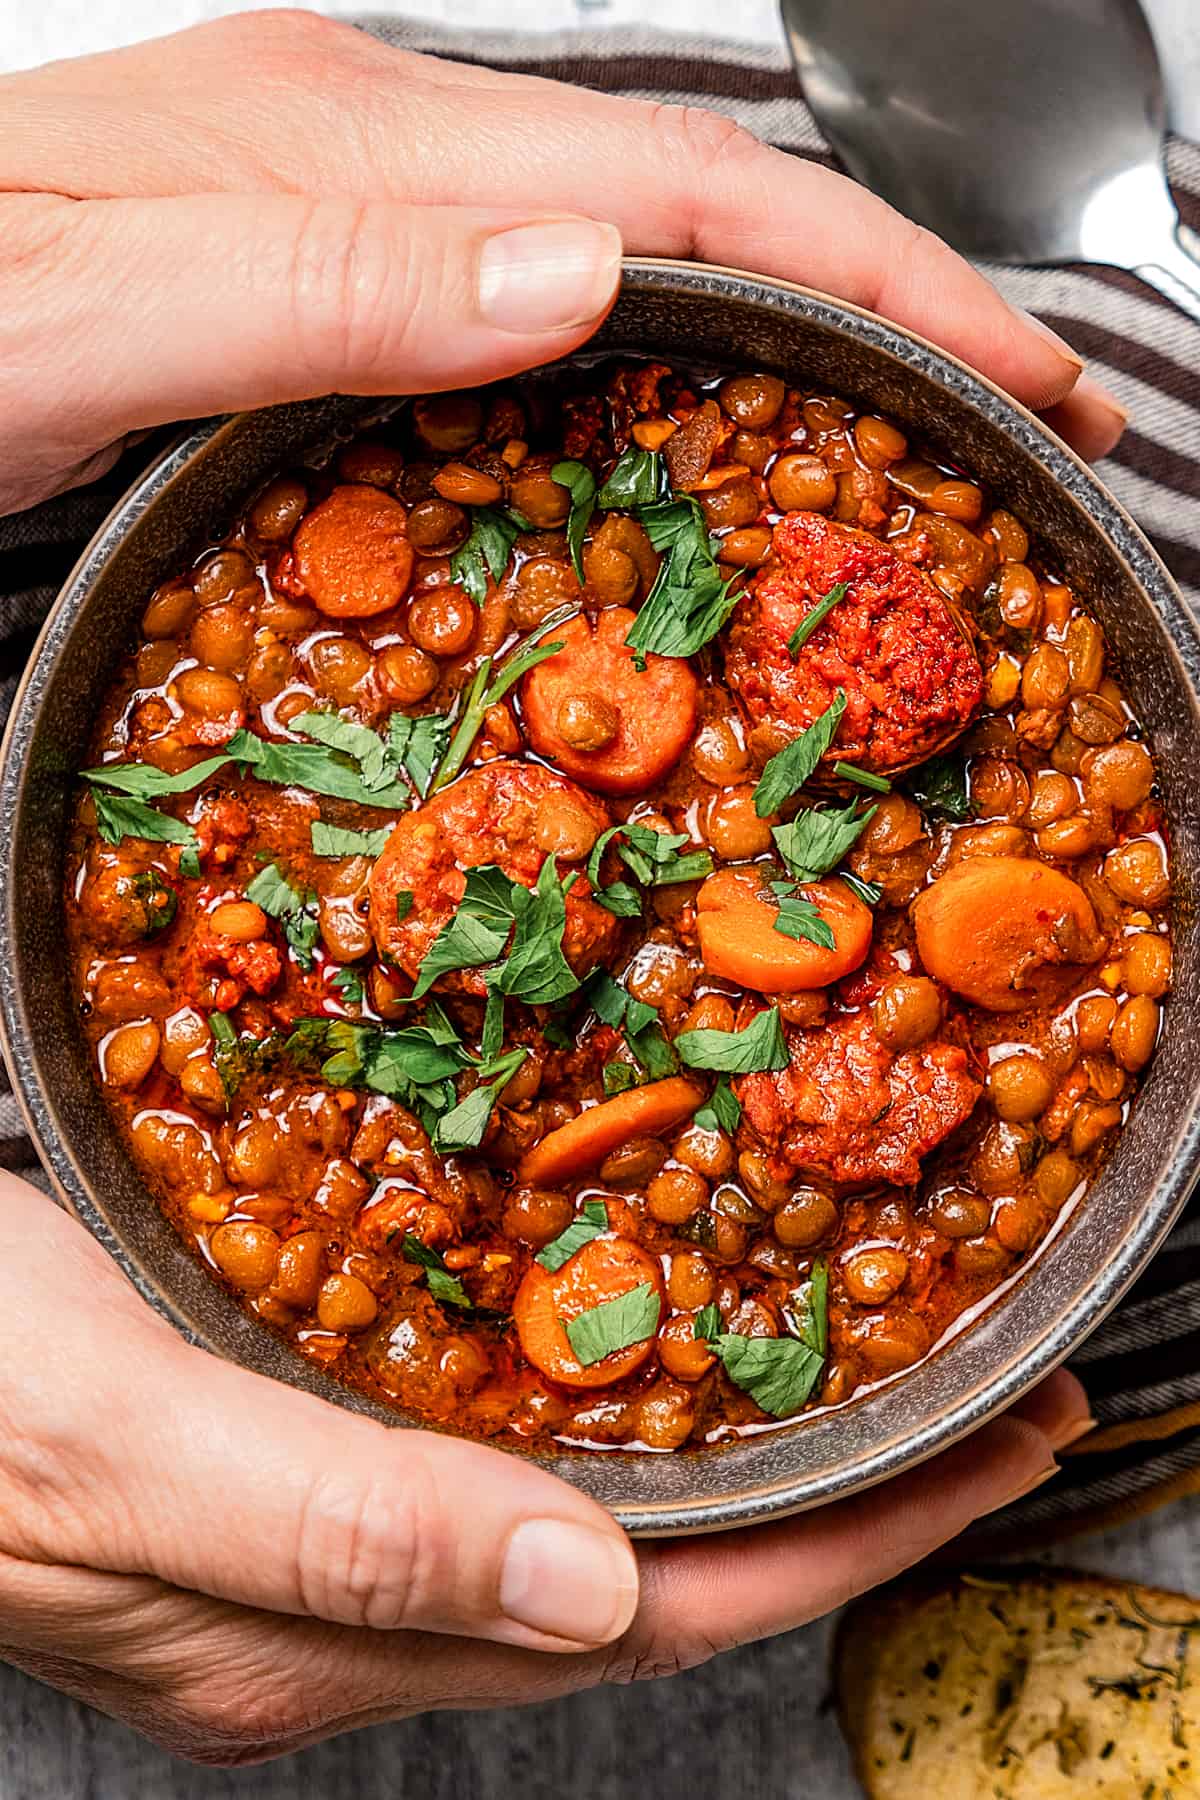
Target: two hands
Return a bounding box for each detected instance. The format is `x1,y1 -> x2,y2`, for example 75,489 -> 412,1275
0,12 -> 1106,1763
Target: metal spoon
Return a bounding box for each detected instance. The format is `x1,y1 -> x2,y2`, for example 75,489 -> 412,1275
780,0 -> 1200,322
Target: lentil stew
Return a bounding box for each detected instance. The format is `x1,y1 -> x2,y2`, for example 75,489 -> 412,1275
65,360 -> 1172,1452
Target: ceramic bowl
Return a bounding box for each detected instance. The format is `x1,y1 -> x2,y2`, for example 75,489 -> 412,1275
3,260 -> 1198,1534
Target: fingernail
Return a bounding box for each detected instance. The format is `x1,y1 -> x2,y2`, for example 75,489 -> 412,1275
989,1458 -> 1059,1514
499,1518 -> 639,1647
479,220 -> 622,334
1016,306 -> 1085,373
1073,369 -> 1130,429
1057,1414 -> 1099,1452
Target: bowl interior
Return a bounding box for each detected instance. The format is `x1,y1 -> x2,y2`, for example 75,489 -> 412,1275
3,261 -> 1199,1534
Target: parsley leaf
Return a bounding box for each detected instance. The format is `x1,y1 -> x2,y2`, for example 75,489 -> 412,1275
787,581 -> 849,655
490,858 -> 580,1006
433,1046 -> 528,1153
536,1199 -> 609,1273
311,822 -> 392,859
245,862 -> 320,970
551,459 -> 598,581
693,1077 -> 741,1135
752,690 -> 847,818
697,1260 -> 828,1417
904,752 -> 971,820
708,1330 -> 825,1417
603,1060 -> 639,1096
227,728 -> 410,810
564,1282 -> 661,1367
841,871 -> 882,907
448,506 -> 525,605
291,709 -> 394,791
402,1234 -> 472,1308
771,888 -> 837,949
693,1302 -> 722,1340
676,1006 -> 788,1075
389,712 -> 453,799
586,821 -> 712,916
81,753 -> 231,799
482,988 -> 505,1061
91,792 -> 199,854
429,611 -> 571,793
330,966 -> 365,1004
597,447 -> 667,510
412,866 -> 514,999
626,1017 -> 678,1081
624,493 -> 740,660
772,801 -> 876,882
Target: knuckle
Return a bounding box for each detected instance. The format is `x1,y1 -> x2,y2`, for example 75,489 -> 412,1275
284,198 -> 419,388
650,103 -> 763,185
599,1550 -> 721,1685
207,6 -> 361,63
292,1447 -> 444,1630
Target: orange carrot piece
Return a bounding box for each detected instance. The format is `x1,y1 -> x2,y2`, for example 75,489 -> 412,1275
517,1077 -> 704,1188
521,608 -> 698,795
513,1235 -> 664,1389
697,868 -> 873,992
913,855 -> 1104,1012
293,483 -> 414,618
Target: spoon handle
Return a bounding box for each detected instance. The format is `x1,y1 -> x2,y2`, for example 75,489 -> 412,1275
1130,222 -> 1200,327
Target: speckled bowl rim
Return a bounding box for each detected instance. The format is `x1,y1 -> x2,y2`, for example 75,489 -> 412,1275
2,257 -> 1199,1536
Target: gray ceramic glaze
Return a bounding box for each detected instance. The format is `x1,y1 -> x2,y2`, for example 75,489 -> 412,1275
2,261 -> 1198,1536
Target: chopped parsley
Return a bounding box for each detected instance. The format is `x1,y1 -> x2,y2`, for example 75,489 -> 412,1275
769,884 -> 837,949
675,1005 -> 788,1075
245,862 -> 320,970
834,761 -> 891,794
693,1077 -> 741,1136
330,966 -> 365,1005
310,822 -> 392,859
448,505 -> 528,606
551,459 -> 598,580
697,1260 -> 828,1416
596,446 -> 668,510
752,690 -> 847,818
429,611 -> 571,794
536,1199 -> 609,1273
904,752 -> 971,820
586,820 -> 712,917
564,1282 -> 661,1367
388,712 -> 454,799
624,491 -> 739,660
413,860 -> 582,1006
401,1234 -> 472,1308
786,581 -> 849,655
773,802 -> 877,883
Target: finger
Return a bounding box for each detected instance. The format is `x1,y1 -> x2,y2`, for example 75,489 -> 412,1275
625,1404 -> 1059,1670
0,1178 -> 637,1655
1002,1365 -> 1094,1450
5,193 -> 620,452
1041,371 -> 1129,462
2,14 -> 1093,432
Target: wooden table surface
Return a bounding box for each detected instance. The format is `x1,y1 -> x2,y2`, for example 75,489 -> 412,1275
4,1499 -> 1199,1799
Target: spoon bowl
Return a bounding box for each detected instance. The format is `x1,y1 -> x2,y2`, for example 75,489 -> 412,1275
781,0 -> 1200,320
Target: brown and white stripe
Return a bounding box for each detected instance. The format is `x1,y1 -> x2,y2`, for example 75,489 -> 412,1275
1,19 -> 1197,1537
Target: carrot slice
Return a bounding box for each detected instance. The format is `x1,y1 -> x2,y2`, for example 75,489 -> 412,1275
913,855 -> 1105,1012
517,1076 -> 704,1188
697,868 -> 873,992
513,1235 -> 664,1389
292,484 -> 414,618
521,608 -> 698,794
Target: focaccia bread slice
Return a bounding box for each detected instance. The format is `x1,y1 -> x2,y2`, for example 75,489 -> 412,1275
836,1569 -> 1200,1797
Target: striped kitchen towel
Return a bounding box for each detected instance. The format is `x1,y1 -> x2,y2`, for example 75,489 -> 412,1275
1,19 -> 1198,1542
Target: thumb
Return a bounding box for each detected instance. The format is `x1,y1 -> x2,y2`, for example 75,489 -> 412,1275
1,1180 -> 637,1656
12,191 -> 622,438
76,1328 -> 639,1655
